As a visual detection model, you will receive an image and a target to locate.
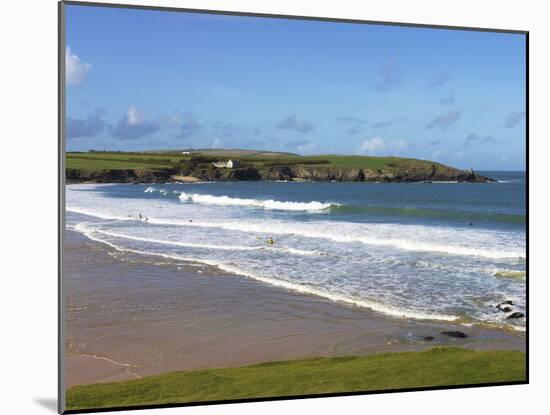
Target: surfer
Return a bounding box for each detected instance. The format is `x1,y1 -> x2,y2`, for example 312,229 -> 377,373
267,237 -> 274,245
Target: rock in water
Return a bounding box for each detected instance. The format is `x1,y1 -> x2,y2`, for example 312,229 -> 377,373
497,300 -> 514,306
506,312 -> 525,320
422,336 -> 434,341
496,301 -> 515,312
441,331 -> 468,338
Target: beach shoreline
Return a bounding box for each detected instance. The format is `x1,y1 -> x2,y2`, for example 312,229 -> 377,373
64,229 -> 525,388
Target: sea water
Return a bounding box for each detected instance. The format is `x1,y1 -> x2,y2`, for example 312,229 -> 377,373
66,171 -> 526,331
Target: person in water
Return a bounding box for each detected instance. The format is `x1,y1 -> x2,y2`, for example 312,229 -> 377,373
267,237 -> 274,245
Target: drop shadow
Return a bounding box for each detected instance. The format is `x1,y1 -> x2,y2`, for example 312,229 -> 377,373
34,398 -> 58,412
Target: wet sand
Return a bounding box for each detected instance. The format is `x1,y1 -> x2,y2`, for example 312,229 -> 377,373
64,230 -> 525,388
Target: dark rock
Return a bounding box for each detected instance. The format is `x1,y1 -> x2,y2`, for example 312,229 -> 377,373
441,331 -> 468,338
422,336 -> 434,341
496,301 -> 515,312
506,312 -> 525,320
66,168 -> 173,184
229,167 -> 262,181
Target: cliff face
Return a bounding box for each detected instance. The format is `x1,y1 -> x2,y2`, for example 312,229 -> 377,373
66,168 -> 173,184
261,165 -> 492,182
66,164 -> 494,184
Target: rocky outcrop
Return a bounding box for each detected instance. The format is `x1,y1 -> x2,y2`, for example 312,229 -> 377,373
254,165 -> 492,183
66,164 -> 494,184
66,168 -> 173,184
506,312 -> 525,320
495,301 -> 524,319
229,167 -> 262,181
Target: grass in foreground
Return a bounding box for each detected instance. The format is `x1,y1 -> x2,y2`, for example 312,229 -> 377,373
66,347 -> 525,410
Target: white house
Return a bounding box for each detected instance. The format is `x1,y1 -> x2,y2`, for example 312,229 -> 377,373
181,151 -> 191,155
212,159 -> 240,169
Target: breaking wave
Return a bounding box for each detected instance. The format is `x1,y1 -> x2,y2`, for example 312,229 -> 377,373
67,207 -> 524,260
177,192 -> 336,211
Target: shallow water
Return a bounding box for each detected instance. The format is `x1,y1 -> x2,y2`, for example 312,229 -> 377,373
66,171 -> 526,330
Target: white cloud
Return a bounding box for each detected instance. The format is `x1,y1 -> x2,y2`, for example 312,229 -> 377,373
66,47 -> 92,86
112,107 -> 160,140
359,137 -> 385,153
358,137 -> 407,155
126,107 -> 143,125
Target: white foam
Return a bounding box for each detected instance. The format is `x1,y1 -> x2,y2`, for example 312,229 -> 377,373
74,224 -> 324,257
67,207 -> 525,260
178,192 -> 334,211
68,207 -> 132,221
430,181 -> 459,184
213,262 -> 459,322
511,325 -> 526,332
73,224 -> 458,323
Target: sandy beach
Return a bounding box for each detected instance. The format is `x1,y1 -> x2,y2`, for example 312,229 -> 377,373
64,229 -> 525,388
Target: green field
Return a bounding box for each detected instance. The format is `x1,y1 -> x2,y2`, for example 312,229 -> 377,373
66,152 -> 183,169
66,149 -> 453,172
66,347 -> 525,411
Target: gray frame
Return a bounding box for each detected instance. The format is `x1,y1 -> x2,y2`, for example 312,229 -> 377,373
58,1 -> 66,413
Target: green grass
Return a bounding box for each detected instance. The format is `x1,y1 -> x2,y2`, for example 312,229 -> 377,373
66,347 -> 525,410
298,155 -> 453,171
303,155 -> 398,169
66,158 -> 171,170
66,150 -> 460,173
66,153 -> 184,169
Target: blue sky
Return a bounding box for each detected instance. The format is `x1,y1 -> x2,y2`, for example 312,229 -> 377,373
65,5 -> 526,170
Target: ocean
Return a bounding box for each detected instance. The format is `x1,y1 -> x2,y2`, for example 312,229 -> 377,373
66,171 -> 526,331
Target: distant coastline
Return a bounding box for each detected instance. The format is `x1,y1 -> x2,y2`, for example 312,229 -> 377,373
66,149 -> 495,184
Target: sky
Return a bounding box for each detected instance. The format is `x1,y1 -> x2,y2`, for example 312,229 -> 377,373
65,5 -> 526,170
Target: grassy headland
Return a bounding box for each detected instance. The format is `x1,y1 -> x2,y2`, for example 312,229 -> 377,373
66,149 -> 494,183
66,347 -> 525,410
